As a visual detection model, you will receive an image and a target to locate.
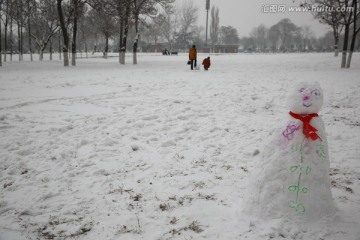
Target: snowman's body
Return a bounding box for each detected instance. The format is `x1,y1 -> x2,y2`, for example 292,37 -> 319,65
250,82 -> 335,219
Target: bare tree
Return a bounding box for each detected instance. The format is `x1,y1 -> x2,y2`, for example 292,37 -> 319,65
161,4 -> 177,51
346,0 -> 360,68
57,0 -> 70,66
131,0 -> 174,64
302,0 -> 344,56
299,25 -> 314,51
26,0 -> 36,61
338,0 -> 355,68
315,31 -> 333,51
120,0 -> 131,64
178,0 -> 198,49
70,0 -> 86,65
210,5 -> 219,52
14,0 -> 25,61
78,6 -> 92,58
250,24 -> 268,51
31,0 -> 59,61
1,0 -> 19,62
131,0 -> 147,65
149,14 -> 165,44
101,0 -> 130,64
273,18 -> 298,51
9,0 -> 13,61
240,36 -> 255,52
267,24 -> 280,52
220,25 -> 239,45
2,0 -> 11,62
0,0 -> 3,66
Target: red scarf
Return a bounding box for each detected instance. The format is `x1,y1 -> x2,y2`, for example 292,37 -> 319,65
289,111 -> 320,141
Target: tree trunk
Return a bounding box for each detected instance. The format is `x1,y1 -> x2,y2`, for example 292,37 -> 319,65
4,10 -> 7,62
346,0 -> 358,68
346,51 -> 353,68
334,37 -> 339,57
93,33 -> 97,54
133,34 -> 138,65
58,32 -> 61,60
20,15 -> 23,61
85,43 -> 88,58
332,25 -> 339,57
119,19 -> 123,63
71,0 -> 77,66
57,0 -> 69,66
28,29 -> 33,61
10,12 -> 12,61
341,24 -> 350,68
80,20 -> 87,59
50,38 -> 53,61
120,4 -> 130,65
17,17 -> 21,61
27,0 -> 33,61
119,15 -> 124,64
104,35 -> 109,59
39,48 -> 44,61
133,11 -> 139,65
0,2 -> 2,67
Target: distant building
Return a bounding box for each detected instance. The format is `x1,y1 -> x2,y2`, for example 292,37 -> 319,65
144,43 -> 168,53
144,43 -> 240,54
202,44 -> 240,53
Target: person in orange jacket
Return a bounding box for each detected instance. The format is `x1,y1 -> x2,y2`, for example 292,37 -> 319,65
202,57 -> 211,70
188,45 -> 197,70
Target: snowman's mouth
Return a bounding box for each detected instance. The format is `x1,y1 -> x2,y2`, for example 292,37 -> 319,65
303,102 -> 312,108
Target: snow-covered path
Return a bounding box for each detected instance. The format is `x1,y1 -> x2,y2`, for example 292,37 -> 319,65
1,53 -> 359,240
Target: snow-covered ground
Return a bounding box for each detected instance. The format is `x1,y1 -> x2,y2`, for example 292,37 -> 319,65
0,53 -> 359,240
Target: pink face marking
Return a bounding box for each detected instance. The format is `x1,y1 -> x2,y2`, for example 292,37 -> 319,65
303,95 -> 310,101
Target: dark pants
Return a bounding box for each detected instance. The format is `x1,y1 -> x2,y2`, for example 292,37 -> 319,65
190,59 -> 197,70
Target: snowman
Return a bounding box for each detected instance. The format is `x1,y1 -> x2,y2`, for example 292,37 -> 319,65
248,81 -> 335,219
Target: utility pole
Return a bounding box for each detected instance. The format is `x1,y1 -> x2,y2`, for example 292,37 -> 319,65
205,0 -> 210,46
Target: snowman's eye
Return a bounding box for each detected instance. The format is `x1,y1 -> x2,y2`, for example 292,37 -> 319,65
299,88 -> 305,93
311,89 -> 320,97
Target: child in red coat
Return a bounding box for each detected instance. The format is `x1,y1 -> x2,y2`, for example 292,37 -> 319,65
202,57 -> 211,70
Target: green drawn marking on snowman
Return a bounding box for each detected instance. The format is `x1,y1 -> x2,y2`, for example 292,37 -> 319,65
290,166 -> 299,173
288,137 -> 310,214
316,142 -> 326,162
291,144 -> 299,153
289,201 -> 305,213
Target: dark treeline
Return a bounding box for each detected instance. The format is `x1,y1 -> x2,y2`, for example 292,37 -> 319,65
241,0 -> 360,69
0,0 -> 359,68
241,19 -> 360,54
0,0 -> 176,66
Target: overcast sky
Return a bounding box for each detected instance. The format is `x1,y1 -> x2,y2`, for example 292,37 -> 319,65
176,0 -> 331,38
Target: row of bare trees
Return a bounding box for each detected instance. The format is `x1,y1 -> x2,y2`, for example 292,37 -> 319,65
142,1 -> 202,51
240,0 -> 359,68
0,0 -> 30,66
302,0 -> 360,68
0,0 -> 175,67
243,19 -> 320,53
0,0 -> 243,68
57,0 -> 175,66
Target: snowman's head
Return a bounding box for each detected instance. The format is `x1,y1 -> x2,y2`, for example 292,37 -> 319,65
288,82 -> 323,114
